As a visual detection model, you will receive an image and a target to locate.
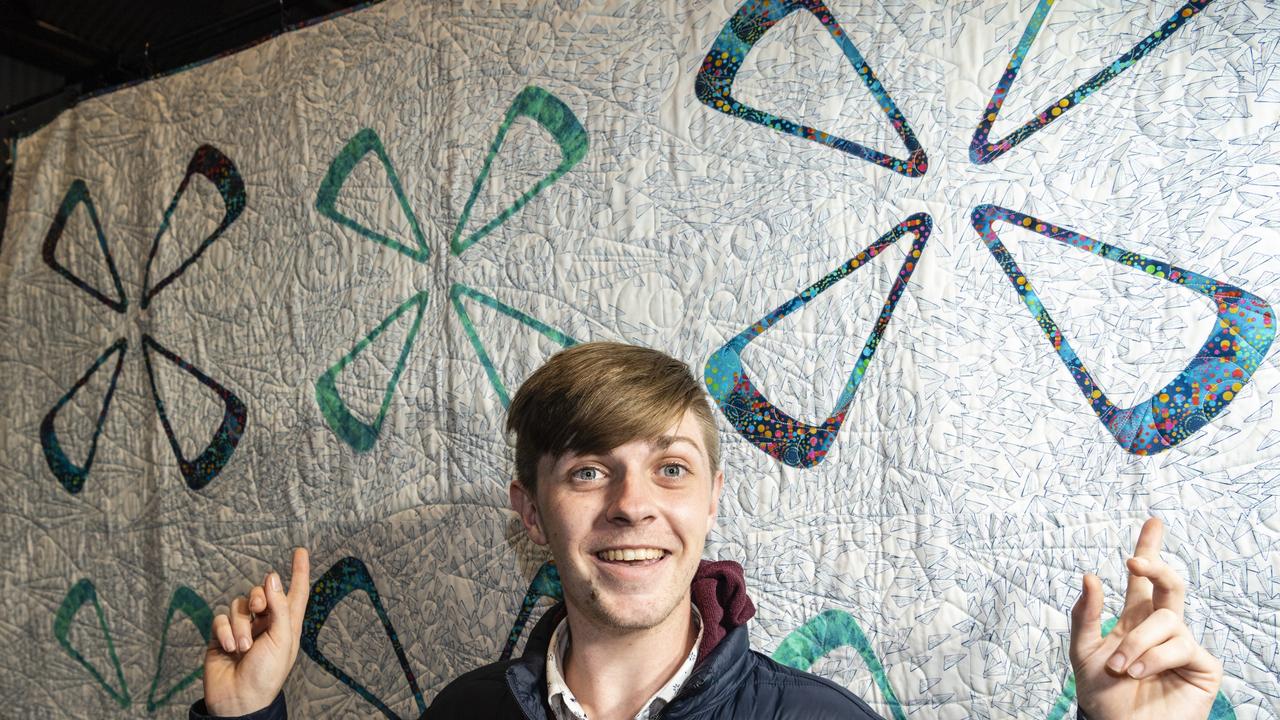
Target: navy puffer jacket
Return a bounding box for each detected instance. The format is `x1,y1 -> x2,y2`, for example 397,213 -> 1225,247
429,557 -> 882,720
429,605 -> 883,719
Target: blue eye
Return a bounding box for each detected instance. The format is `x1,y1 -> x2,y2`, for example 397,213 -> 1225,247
572,467 -> 601,481
660,464 -> 688,478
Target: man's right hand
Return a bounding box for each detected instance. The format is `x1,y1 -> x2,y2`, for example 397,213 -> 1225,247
203,547 -> 310,716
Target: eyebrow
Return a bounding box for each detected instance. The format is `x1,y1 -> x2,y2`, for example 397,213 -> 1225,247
650,435 -> 700,451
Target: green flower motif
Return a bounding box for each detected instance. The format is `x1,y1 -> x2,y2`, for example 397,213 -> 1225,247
314,86 -> 587,451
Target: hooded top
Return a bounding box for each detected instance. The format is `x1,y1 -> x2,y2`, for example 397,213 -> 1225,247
690,559 -> 757,661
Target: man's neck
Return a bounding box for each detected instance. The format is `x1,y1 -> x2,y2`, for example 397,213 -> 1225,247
561,597 -> 698,720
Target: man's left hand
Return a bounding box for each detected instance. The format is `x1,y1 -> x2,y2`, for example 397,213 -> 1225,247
1070,517 -> 1222,720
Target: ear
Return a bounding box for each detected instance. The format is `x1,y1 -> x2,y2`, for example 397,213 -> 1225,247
707,469 -> 724,530
510,479 -> 548,546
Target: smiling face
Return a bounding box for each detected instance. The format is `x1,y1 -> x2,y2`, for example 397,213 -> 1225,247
510,409 -> 723,632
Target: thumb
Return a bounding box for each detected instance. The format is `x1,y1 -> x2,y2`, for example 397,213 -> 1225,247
1070,573 -> 1103,667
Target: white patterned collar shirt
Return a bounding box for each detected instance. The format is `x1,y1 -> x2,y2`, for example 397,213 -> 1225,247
545,607 -> 703,720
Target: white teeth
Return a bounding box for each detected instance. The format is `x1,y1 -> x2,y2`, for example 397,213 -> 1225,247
597,548 -> 665,562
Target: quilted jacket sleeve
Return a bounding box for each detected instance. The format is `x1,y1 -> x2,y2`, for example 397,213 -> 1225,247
188,692 -> 286,720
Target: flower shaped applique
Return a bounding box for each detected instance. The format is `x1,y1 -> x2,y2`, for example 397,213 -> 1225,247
314,85 -> 584,452
299,89 -> 589,716
40,145 -> 249,492
53,577 -> 212,711
697,0 -> 1272,467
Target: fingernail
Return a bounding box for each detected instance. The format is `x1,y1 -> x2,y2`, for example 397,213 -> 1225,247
1107,653 -> 1126,671
238,637 -> 251,652
222,638 -> 235,653
271,572 -> 282,592
1127,661 -> 1144,678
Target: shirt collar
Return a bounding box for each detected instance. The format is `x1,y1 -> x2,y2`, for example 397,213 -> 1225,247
545,607 -> 704,720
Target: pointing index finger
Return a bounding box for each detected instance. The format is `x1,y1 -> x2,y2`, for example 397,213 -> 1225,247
287,547 -> 311,624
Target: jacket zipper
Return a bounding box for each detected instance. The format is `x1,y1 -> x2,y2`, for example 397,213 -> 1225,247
506,672 -> 537,720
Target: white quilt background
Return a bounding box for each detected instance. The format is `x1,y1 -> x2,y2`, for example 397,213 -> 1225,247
2,0 -> 1279,717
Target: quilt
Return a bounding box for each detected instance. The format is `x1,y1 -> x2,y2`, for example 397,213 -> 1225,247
1,0 -> 1278,717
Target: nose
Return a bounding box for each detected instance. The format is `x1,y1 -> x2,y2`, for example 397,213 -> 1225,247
606,465 -> 657,525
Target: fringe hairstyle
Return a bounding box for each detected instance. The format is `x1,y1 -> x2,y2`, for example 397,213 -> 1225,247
506,342 -> 720,491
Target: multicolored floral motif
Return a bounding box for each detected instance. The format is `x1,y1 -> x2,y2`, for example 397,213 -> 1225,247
973,204 -> 1273,455
695,0 -> 928,177
705,214 -> 931,468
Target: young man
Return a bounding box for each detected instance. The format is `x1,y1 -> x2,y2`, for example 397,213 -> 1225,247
191,342 -> 1223,720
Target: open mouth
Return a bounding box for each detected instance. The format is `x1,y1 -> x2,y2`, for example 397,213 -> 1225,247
594,548 -> 670,566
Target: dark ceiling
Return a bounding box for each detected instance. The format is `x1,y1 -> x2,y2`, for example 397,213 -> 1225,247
1,0 -> 370,137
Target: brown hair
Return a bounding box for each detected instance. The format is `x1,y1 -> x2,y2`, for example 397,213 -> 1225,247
506,341 -> 720,491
